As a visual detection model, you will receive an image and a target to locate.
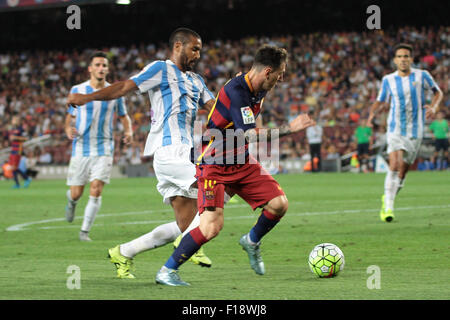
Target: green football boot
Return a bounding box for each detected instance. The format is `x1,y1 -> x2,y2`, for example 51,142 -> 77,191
379,195 -> 394,222
239,234 -> 265,275
173,235 -> 212,267
380,194 -> 386,213
107,245 -> 135,279
380,208 -> 395,222
155,266 -> 190,286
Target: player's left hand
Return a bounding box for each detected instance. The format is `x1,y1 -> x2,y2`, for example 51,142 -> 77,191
122,131 -> 133,145
424,105 -> 436,119
289,113 -> 316,132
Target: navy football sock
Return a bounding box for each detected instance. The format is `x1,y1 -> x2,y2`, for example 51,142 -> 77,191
18,169 -> 29,180
164,227 -> 208,270
13,170 -> 20,186
249,209 -> 282,243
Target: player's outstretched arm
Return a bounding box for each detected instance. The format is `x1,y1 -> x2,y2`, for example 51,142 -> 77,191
246,113 -> 315,142
10,134 -> 28,142
67,80 -> 138,107
287,113 -> 316,134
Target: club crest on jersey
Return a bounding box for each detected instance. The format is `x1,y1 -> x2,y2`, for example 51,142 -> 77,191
241,106 -> 255,124
205,190 -> 215,200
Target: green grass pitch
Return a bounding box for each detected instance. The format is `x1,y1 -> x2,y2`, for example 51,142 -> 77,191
0,171 -> 449,300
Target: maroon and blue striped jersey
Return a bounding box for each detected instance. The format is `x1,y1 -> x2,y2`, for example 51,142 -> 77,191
196,73 -> 266,165
9,126 -> 25,155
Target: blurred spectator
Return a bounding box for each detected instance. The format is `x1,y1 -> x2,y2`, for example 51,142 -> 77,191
24,149 -> 39,178
38,146 -> 53,164
18,149 -> 38,179
306,118 -> 323,172
325,145 -> 340,160
130,141 -> 143,165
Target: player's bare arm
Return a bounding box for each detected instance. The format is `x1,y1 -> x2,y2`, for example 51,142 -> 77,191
64,113 -> 77,140
10,135 -> 27,142
67,79 -> 138,107
425,90 -> 443,119
247,113 -> 315,142
367,101 -> 386,127
119,114 -> 133,145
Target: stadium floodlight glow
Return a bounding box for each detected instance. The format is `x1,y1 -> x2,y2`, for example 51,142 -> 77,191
116,0 -> 131,5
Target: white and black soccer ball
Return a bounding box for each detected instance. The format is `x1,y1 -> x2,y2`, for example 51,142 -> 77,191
308,243 -> 345,278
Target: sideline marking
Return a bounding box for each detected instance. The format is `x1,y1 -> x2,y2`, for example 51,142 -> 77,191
6,203 -> 450,232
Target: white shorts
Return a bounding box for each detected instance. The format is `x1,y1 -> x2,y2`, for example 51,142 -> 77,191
387,134 -> 422,165
67,156 -> 113,186
153,144 -> 197,204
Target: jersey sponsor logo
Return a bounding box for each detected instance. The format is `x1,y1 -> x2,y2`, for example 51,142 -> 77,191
241,106 -> 255,124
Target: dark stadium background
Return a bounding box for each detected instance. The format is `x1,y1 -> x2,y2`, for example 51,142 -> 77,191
0,0 -> 447,51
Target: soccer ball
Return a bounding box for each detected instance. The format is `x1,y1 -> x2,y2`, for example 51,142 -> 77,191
308,243 -> 345,278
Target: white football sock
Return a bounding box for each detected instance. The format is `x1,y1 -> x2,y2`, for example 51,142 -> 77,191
384,170 -> 398,211
120,221 -> 181,258
80,196 -> 101,233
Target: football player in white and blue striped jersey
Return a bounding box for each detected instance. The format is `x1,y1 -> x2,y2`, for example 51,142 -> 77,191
64,51 -> 133,241
67,28 -> 216,278
368,43 -> 443,222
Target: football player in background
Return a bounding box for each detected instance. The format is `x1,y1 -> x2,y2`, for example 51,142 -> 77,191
64,51 -> 133,241
367,43 -> 443,222
8,115 -> 31,189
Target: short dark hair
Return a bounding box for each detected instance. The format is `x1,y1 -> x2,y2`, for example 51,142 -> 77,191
89,51 -> 108,64
393,43 -> 413,57
169,27 -> 201,49
253,45 -> 288,71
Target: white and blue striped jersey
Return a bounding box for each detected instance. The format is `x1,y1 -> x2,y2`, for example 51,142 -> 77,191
68,80 -> 127,157
130,59 -> 215,156
377,68 -> 441,139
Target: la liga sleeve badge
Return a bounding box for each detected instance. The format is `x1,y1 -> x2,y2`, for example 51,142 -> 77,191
240,106 -> 255,124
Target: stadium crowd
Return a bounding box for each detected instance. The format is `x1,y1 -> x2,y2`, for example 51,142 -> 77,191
0,26 -> 448,167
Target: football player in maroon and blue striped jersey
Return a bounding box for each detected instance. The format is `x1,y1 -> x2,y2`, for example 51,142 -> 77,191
156,45 -> 315,286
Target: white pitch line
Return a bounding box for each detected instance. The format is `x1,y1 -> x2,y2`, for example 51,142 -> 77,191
5,203 -> 450,232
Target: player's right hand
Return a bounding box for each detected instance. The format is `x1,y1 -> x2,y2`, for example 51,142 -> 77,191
122,131 -> 133,145
424,105 -> 436,119
289,113 -> 316,132
67,93 -> 90,107
66,127 -> 78,140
